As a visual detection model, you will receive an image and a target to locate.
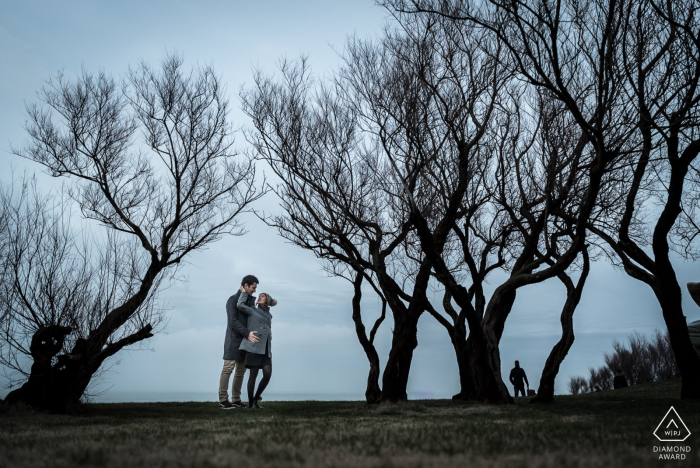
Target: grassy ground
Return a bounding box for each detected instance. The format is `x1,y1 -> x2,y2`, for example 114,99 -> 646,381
0,379 -> 698,468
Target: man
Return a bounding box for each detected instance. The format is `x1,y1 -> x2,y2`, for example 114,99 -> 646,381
613,369 -> 628,389
509,360 -> 529,398
219,275 -> 260,409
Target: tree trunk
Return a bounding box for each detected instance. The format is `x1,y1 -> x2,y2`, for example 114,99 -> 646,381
470,330 -> 513,403
4,323 -> 154,412
364,355 -> 382,404
534,331 -> 574,404
350,272 -> 383,404
381,308 -> 422,402
443,292 -> 513,404
4,326 -> 75,411
653,271 -> 700,399
451,335 -> 477,400
376,256 -> 432,402
532,250 -> 590,404
4,341 -> 103,412
4,263 -> 161,412
650,148 -> 700,399
424,291 -> 477,401
477,287 -> 517,404
449,332 -> 506,403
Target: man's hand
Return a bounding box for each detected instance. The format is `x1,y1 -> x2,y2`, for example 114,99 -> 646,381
239,286 -> 245,293
247,331 -> 259,343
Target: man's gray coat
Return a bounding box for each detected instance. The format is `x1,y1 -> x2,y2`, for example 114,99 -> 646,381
223,290 -> 255,360
237,292 -> 272,357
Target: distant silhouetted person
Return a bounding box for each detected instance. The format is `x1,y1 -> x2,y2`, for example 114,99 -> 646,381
613,369 -> 628,389
509,360 -> 529,397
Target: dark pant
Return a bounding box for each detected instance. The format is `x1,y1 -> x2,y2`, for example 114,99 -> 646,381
513,384 -> 526,397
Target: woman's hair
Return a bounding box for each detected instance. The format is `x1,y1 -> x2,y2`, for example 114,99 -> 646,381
258,293 -> 269,306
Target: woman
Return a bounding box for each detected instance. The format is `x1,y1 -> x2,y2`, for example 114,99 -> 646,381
237,290 -> 276,408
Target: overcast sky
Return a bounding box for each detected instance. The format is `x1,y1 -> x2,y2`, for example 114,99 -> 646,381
2,0 -> 698,401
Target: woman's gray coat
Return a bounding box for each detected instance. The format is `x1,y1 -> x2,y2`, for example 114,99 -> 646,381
237,292 -> 272,357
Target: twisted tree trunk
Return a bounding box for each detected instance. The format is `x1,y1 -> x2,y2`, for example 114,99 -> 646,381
4,263 -> 161,412
350,271 -> 384,404
4,324 -> 154,412
451,335 -> 476,400
381,310 -> 422,402
467,286 -> 517,404
653,147 -> 700,399
4,326 -> 73,411
532,249 -> 590,404
653,269 -> 700,399
378,257 -> 432,402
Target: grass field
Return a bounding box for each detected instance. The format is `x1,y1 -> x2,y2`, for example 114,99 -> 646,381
0,379 -> 698,467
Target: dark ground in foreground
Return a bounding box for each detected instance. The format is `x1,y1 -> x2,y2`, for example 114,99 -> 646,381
0,379 -> 698,468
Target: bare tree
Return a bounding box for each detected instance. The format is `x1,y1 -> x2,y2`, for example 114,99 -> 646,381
414,89 -> 594,404
367,9 -> 522,404
390,0 -> 700,400
336,13 -> 511,402
369,5 -> 603,404
568,330 -> 679,392
605,331 -> 680,385
581,0 -> 700,398
568,376 -> 588,395
246,5 -> 598,404
3,54 -> 262,411
0,176 -> 164,407
242,58 -> 427,402
382,0 -> 642,403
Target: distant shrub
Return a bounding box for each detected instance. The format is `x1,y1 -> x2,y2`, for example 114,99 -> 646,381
568,330 -> 679,394
568,376 -> 588,395
605,330 -> 679,385
587,366 -> 613,391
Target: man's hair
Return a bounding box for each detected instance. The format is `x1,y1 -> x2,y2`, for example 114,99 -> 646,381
514,360 -> 520,366
241,275 -> 259,287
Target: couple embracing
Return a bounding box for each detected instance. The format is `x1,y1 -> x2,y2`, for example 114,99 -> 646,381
218,274 -> 277,409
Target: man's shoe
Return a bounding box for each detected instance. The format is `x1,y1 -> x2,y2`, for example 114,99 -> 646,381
231,400 -> 244,408
219,401 -> 235,409
248,401 -> 263,409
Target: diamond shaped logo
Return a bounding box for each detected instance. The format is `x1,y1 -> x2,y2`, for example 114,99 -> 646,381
654,407 -> 691,442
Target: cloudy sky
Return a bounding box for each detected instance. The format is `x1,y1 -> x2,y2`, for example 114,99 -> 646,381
1,0 -> 697,401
